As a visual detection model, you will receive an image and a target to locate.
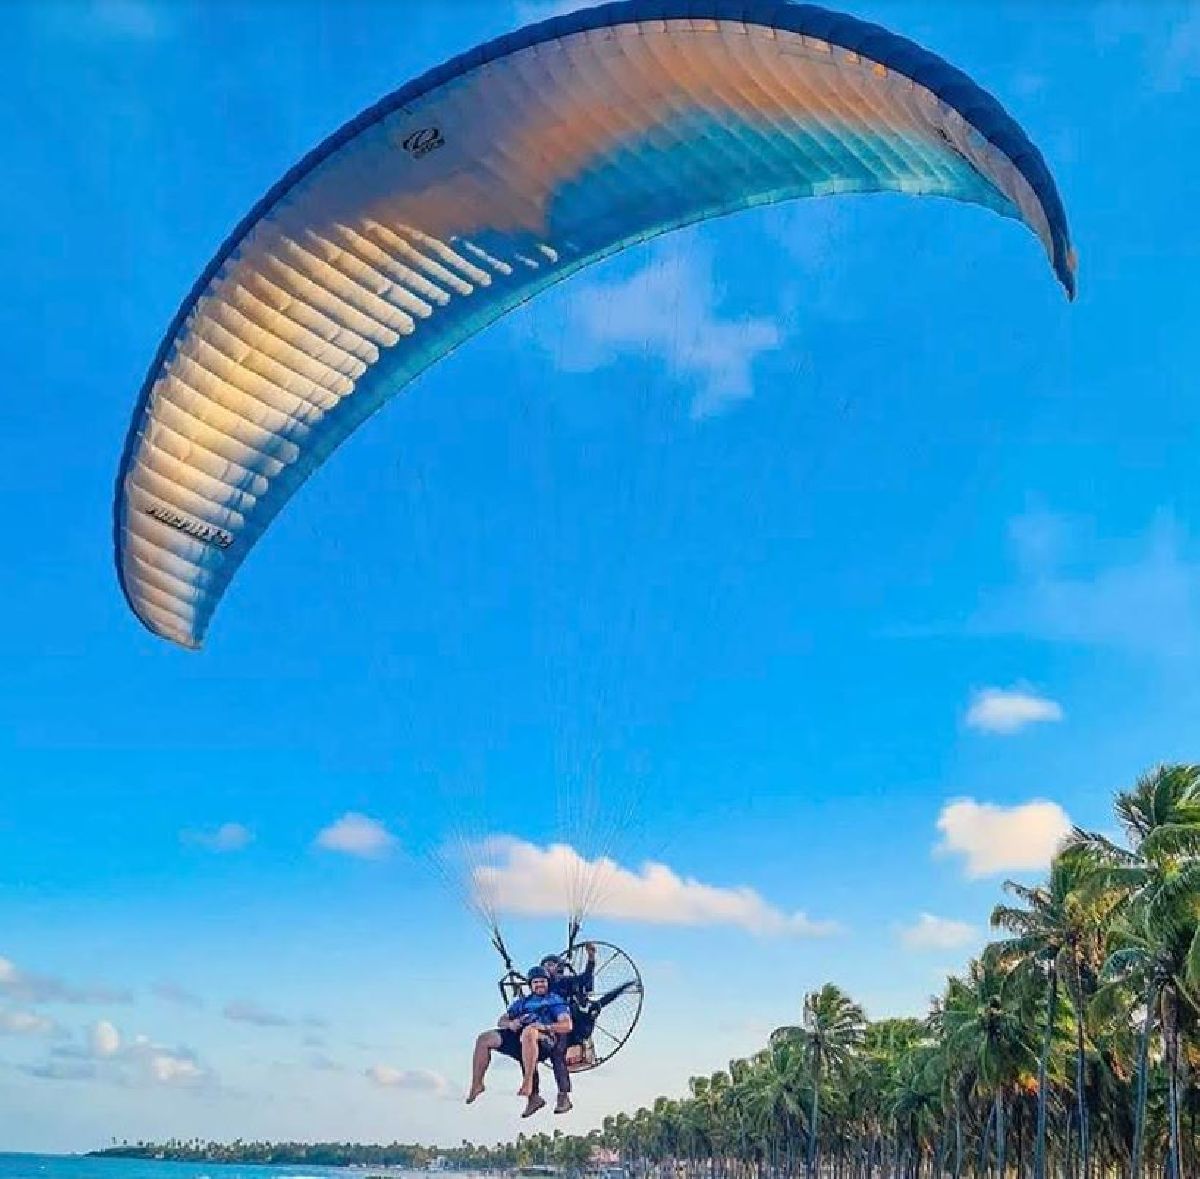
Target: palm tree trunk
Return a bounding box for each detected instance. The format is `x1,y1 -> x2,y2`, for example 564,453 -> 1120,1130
1035,965 -> 1057,1179
1072,969 -> 1088,1179
808,1076 -> 820,1179
1191,1100 -> 1198,1179
980,1101 -> 996,1178
1015,1099 -> 1024,1179
1164,988 -> 1182,1179
953,1097 -> 962,1179
994,1093 -> 1006,1179
1131,980 -> 1155,1179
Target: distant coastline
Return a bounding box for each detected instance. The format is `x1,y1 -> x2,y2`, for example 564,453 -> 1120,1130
86,1143 -> 471,1168
84,1140 -> 601,1174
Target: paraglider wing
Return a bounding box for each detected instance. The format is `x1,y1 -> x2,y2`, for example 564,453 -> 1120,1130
114,0 -> 1076,648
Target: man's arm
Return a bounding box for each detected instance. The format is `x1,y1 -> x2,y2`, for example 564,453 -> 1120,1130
548,1013 -> 573,1036
576,944 -> 597,992
543,1008 -> 573,1036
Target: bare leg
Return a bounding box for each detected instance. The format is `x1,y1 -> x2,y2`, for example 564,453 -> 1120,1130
467,1030 -> 500,1102
517,1025 -> 542,1097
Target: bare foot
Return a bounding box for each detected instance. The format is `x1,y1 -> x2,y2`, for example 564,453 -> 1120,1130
517,1081 -> 533,1098
466,1084 -> 484,1104
522,1095 -> 547,1118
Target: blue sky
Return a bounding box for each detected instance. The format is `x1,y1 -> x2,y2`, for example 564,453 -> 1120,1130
3,0 -> 1200,1155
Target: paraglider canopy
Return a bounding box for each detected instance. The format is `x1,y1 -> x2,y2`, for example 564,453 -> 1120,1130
113,0 -> 1075,649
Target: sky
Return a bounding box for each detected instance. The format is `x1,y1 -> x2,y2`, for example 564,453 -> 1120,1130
3,0 -> 1200,1157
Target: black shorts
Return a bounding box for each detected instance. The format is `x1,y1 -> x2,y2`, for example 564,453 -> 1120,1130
497,1027 -> 554,1062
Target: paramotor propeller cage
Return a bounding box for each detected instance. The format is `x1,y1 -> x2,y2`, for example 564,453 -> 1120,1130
558,940 -> 644,1073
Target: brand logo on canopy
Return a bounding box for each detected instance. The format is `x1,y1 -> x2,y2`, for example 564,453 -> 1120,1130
402,127 -> 444,159
143,503 -> 234,549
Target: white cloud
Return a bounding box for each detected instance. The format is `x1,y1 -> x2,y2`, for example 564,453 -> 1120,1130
897,913 -> 978,951
0,955 -> 130,1005
935,798 -> 1072,879
533,243 -> 781,419
181,822 -> 253,852
972,509 -> 1200,659
965,686 -> 1064,734
23,1023 -> 212,1090
472,838 -> 836,936
0,1008 -> 59,1037
89,1020 -> 120,1058
367,1065 -> 449,1095
148,1052 -> 204,1085
127,1034 -> 210,1088
314,812 -> 396,859
224,1000 -> 292,1028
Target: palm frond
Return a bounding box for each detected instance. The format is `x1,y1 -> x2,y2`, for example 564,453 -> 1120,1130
1065,826 -> 1136,866
1141,821 -> 1200,861
988,907 -> 1037,936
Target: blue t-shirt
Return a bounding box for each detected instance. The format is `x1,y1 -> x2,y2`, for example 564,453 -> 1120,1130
507,992 -> 569,1028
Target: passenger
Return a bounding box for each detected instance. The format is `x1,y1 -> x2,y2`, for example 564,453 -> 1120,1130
542,941 -> 597,1002
466,966 -> 572,1118
538,942 -> 597,1113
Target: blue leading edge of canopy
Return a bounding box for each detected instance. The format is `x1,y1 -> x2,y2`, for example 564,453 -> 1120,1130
113,0 -> 1077,641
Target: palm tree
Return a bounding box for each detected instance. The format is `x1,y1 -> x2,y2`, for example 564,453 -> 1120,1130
937,956 -> 1038,1178
780,984 -> 866,1179
1093,914 -> 1164,1179
887,1041 -> 942,1178
1073,762 -> 1200,1179
990,846 -> 1115,1179
746,1033 -> 808,1176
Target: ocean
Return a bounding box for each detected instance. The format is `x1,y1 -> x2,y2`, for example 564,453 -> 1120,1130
0,1158 -> 408,1179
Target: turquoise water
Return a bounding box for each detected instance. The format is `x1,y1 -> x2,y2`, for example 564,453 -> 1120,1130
0,1158 -> 400,1179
